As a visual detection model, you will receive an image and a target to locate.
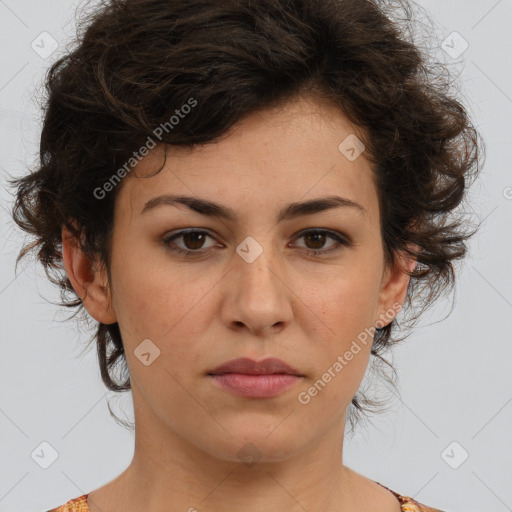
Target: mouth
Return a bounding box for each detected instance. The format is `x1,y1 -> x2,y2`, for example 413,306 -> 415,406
207,357 -> 304,398
208,357 -> 304,377
207,373 -> 303,398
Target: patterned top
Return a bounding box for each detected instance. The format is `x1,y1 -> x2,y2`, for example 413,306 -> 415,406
46,481 -> 446,511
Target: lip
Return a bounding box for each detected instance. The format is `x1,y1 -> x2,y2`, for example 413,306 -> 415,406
208,373 -> 302,398
208,357 -> 303,376
207,357 -> 304,398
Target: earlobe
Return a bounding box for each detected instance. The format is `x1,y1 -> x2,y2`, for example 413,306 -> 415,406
61,224 -> 117,325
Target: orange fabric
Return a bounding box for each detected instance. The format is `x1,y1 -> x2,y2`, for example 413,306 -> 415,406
378,482 -> 446,511
47,494 -> 90,512
48,482 -> 446,511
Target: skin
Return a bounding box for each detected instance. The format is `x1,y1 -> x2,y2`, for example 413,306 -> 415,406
62,95 -> 415,512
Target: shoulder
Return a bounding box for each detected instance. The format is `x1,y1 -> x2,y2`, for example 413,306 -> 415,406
399,495 -> 448,512
45,494 -> 89,512
377,482 -> 448,512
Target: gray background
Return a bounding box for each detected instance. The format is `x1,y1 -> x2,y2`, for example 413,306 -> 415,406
0,1 -> 511,511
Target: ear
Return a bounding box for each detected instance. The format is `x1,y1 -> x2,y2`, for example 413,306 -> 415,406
61,223 -> 117,325
375,246 -> 418,328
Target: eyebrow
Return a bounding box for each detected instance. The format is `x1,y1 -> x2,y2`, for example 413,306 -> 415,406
141,194 -> 367,221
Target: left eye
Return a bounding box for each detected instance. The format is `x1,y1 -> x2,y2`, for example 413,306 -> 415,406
292,230 -> 348,254
162,229 -> 350,256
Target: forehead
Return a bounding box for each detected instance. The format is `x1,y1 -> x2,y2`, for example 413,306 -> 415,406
116,96 -> 379,224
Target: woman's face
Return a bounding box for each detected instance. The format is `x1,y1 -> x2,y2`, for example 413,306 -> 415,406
74,96 -> 410,464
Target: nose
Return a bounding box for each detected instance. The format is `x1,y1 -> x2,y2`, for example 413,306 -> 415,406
221,239 -> 294,336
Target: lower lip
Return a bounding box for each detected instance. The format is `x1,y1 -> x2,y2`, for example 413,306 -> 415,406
208,373 -> 302,398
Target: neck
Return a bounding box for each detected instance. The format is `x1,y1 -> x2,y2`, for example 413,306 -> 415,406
90,388 -> 364,512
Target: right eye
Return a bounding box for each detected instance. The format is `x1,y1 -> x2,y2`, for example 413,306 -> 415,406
162,229 -> 221,256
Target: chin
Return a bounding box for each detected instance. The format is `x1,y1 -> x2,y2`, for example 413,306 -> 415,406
196,425 -> 306,465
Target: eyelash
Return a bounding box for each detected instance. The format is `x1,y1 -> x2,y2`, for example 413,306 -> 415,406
162,229 -> 352,257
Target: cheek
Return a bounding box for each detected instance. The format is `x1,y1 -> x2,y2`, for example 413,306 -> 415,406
109,252 -> 219,388
109,239 -> 197,334
297,266 -> 381,398
296,344 -> 372,434
303,265 -> 383,339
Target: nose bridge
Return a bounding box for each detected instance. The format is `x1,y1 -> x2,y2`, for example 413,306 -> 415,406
235,234 -> 281,292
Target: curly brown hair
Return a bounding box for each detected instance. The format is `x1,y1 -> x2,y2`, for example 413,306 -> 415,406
8,0 -> 483,431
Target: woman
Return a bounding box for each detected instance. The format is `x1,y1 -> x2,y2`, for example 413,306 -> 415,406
10,0 -> 481,510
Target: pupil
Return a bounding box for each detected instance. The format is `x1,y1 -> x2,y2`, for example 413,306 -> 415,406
307,233 -> 325,249
185,232 -> 205,250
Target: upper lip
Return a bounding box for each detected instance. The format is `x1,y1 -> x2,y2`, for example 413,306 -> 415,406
208,357 -> 303,376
